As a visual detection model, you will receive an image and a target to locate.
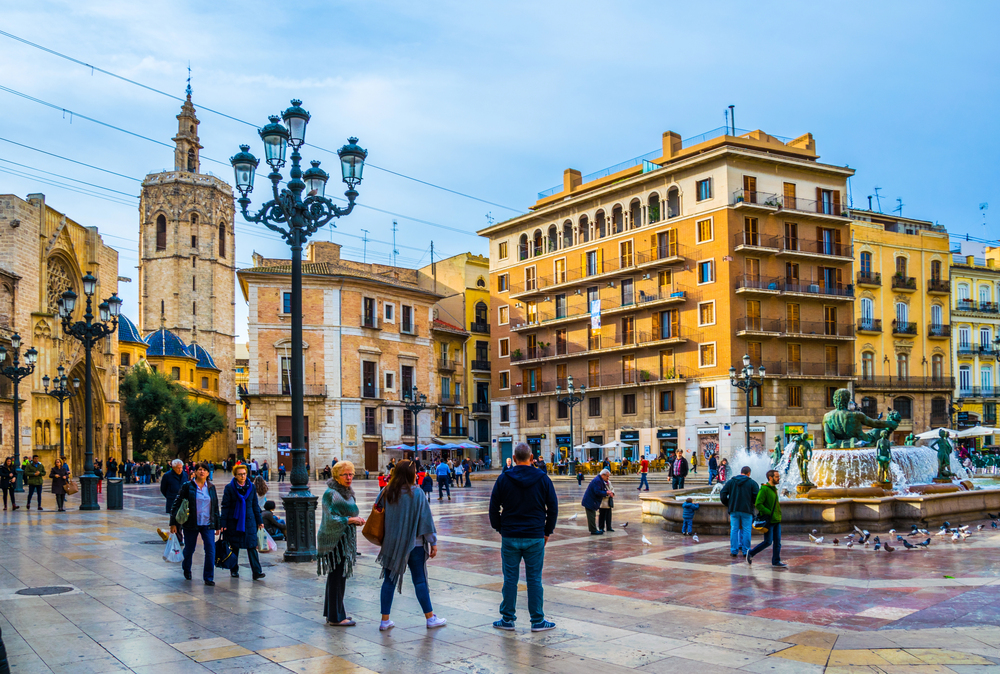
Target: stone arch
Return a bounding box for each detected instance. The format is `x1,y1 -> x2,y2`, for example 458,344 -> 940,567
45,253 -> 79,315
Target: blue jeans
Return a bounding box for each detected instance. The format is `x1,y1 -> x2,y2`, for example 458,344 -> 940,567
681,517 -> 694,534
638,473 -> 649,490
729,512 -> 752,554
438,474 -> 450,498
27,484 -> 42,507
500,537 -> 545,625
182,526 -> 216,581
380,546 -> 433,616
671,476 -> 684,490
708,469 -> 718,485
749,522 -> 782,565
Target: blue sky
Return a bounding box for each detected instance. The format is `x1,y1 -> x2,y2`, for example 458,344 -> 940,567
1,1 -> 998,340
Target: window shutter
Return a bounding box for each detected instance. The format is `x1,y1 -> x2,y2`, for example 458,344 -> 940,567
650,233 -> 657,255
836,267 -> 843,286
671,309 -> 679,337
652,311 -> 660,338
580,253 -> 586,275
833,190 -> 842,215
597,249 -> 603,273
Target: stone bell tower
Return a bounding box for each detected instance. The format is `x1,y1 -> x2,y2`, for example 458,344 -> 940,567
137,86 -> 237,452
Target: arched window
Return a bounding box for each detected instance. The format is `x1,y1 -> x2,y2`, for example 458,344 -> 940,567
475,302 -> 488,324
218,223 -> 226,258
532,230 -> 543,257
156,214 -> 167,251
982,365 -> 995,394
666,187 -> 680,219
930,260 -> 941,280
562,220 -> 573,248
860,297 -> 874,329
893,396 -> 912,420
648,193 -> 661,224
547,224 -> 557,252
980,326 -> 992,350
629,199 -> 641,229
518,234 -> 528,260
895,256 -> 907,277
578,216 -> 589,243
957,283 -> 970,301
595,211 -> 606,238
860,251 -> 872,275
958,325 -> 971,348
932,354 -> 944,381
861,351 -> 875,380
897,353 -> 909,381
187,149 -> 196,172
612,205 -> 624,234
980,284 -> 993,306
895,301 -> 908,325
959,364 -> 972,393
861,396 -> 878,418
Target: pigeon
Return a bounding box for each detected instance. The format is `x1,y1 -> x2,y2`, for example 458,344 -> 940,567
622,522 -> 628,529
918,528 -> 929,536
860,533 -> 872,544
959,525 -> 970,532
901,539 -> 916,550
888,529 -> 896,536
642,536 -> 652,545
910,525 -> 919,536
896,535 -> 904,542
874,540 -> 882,552
916,538 -> 931,547
951,532 -> 961,542
993,521 -> 998,530
864,540 -> 871,548
847,540 -> 855,549
809,533 -> 824,544
781,489 -> 790,498
692,534 -> 700,543
884,542 -> 895,553
568,514 -> 578,521
854,525 -> 869,537
989,513 -> 998,520
978,524 -> 985,531
833,538 -> 839,545
943,521 -> 951,529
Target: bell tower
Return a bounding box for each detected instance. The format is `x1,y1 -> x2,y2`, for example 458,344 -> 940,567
172,84 -> 202,173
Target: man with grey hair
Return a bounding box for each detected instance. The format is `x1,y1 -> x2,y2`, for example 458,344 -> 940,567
159,459 -> 189,542
489,442 -> 558,632
582,468 -> 612,535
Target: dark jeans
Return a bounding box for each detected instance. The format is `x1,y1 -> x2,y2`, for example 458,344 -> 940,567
749,522 -> 782,565
671,476 -> 685,490
55,494 -> 66,510
380,546 -> 433,616
438,475 -> 450,499
465,472 -> 472,487
182,526 -> 216,581
598,508 -> 612,531
27,485 -> 42,507
324,558 -> 349,623
500,537 -> 545,624
278,472 -> 285,482
230,543 -> 263,576
1,486 -> 14,508
585,508 -> 599,533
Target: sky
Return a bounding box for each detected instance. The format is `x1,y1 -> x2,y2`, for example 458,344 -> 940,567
1,1 -> 998,342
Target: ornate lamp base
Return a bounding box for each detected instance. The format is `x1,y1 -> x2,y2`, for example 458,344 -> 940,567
14,468 -> 24,493
282,492 -> 318,563
78,475 -> 100,511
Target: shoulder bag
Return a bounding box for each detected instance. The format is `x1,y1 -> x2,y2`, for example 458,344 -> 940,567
175,486 -> 190,525
361,489 -> 385,546
64,479 -> 79,495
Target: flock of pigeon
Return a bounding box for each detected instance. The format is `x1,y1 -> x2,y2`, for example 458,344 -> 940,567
805,513 -> 1000,553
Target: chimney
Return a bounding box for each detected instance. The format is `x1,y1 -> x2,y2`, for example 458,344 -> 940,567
563,169 -> 582,194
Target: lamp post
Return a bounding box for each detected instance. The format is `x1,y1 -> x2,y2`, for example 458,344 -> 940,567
58,272 -> 121,510
403,387 -> 429,459
0,333 -> 38,492
555,376 -> 586,462
729,354 -> 766,452
43,366 -> 79,461
231,100 -> 367,562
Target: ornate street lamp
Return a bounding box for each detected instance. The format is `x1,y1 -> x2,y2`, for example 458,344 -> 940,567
58,275 -> 121,510
729,354 -> 766,452
403,387 -> 429,459
43,365 -> 79,461
232,99 -> 366,563
0,334 -> 38,492
555,376 -> 586,462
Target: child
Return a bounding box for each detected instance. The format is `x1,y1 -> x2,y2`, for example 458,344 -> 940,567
577,467 -> 585,486
421,471 -> 434,500
681,497 -> 699,536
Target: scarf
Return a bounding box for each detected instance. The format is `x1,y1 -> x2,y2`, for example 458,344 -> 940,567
317,479 -> 359,578
231,479 -> 254,532
376,488 -> 436,593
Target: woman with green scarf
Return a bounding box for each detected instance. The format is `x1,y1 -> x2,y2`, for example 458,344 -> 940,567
377,459 -> 446,632
318,460 -> 365,626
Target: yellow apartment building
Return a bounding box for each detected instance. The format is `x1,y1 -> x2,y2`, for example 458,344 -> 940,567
951,248 -> 1000,434
850,212 -> 953,443
235,343 -> 249,459
478,127 -> 855,465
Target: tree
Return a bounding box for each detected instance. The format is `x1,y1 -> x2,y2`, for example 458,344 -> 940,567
120,365 -> 179,463
173,398 -> 226,462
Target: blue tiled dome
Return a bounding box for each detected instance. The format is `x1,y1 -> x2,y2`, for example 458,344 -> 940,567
188,343 -> 219,370
144,328 -> 192,358
118,315 -> 144,345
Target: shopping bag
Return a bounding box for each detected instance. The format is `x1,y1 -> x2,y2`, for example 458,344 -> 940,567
215,537 -> 238,570
261,530 -> 277,553
64,480 -> 79,495
162,534 -> 183,563
361,490 -> 385,546
257,528 -> 270,553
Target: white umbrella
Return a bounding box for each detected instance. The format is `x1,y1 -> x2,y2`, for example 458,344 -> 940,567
957,426 -> 1000,438
915,427 -> 957,440
574,442 -> 601,450
602,440 -> 631,449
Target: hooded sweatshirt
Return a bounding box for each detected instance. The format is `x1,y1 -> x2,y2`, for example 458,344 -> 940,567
489,464 -> 558,539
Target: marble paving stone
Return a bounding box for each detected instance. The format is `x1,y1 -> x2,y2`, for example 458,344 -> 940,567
742,657 -> 826,674
199,653 -> 294,674
256,642 -> 331,663
45,655 -> 132,674
634,656 -> 741,674
187,645 -> 257,662
170,636 -> 237,653
280,655 -> 375,673
98,636 -> 188,668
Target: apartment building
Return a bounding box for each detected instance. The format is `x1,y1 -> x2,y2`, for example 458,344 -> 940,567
479,127 -> 855,465
851,211 -> 953,443
951,248 -> 1000,434
238,241 -> 441,473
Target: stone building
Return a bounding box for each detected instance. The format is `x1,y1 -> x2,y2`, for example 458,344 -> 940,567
478,127 -> 856,466
0,193 -> 121,472
137,91 -> 236,457
238,241 -> 441,473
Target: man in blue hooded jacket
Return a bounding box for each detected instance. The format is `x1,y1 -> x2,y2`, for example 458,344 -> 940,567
488,442 -> 558,633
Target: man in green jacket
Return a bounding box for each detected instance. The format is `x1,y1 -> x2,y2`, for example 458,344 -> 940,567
25,455 -> 46,510
746,469 -> 786,568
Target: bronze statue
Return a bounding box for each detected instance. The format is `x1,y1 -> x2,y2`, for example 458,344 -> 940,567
822,388 -> 901,448
904,433 -> 916,446
876,430 -> 893,484
793,433 -> 814,486
772,435 -> 783,467
933,429 -> 954,480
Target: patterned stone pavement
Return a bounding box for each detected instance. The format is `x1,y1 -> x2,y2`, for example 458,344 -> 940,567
3,475 -> 1000,673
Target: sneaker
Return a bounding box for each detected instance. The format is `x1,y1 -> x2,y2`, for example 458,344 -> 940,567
531,620 -> 556,632
590,531 -> 604,536
772,561 -> 788,568
204,580 -> 215,586
730,552 -> 737,557
746,550 -> 753,566
426,615 -> 447,629
493,619 -> 516,631
379,620 -> 395,632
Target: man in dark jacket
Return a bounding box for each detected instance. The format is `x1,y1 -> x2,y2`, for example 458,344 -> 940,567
581,469 -> 611,535
719,465 -> 759,557
488,442 -> 558,633
159,459 -> 188,542
667,449 -> 688,490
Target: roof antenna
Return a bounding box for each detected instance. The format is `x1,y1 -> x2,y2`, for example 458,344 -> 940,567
392,219 -> 399,267
873,186 -> 884,213
728,105 -> 735,135
361,229 -> 369,264
724,108 -> 729,134
867,195 -> 873,210
893,198 -> 904,216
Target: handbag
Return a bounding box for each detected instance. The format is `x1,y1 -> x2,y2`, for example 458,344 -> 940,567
175,498 -> 190,525
64,479 -> 79,495
361,490 -> 386,546
214,537 -> 238,570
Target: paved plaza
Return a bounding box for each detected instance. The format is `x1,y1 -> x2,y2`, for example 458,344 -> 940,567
4,477 -> 1000,673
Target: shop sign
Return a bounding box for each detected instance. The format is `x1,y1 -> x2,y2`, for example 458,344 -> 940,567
620,431 -> 640,440
697,427 -> 719,435
784,424 -> 807,435
656,429 -> 678,439
749,426 -> 766,433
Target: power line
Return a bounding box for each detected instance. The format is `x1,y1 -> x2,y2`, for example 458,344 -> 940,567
0,28 -> 523,213
0,157 -> 138,198
0,136 -> 141,182
0,165 -> 136,208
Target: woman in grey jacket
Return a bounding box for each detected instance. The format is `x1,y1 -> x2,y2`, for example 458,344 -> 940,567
377,459 -> 446,632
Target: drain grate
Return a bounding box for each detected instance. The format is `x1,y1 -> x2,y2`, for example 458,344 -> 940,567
140,540 -> 165,544
240,561 -> 279,568
17,586 -> 73,596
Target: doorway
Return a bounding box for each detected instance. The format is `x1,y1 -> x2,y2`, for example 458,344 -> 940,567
276,416 -> 310,469
364,441 -> 379,472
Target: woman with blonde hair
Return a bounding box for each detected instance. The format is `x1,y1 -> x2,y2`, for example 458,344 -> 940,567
318,461 -> 365,626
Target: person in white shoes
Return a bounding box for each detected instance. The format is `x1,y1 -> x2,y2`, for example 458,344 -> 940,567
376,459 -> 446,632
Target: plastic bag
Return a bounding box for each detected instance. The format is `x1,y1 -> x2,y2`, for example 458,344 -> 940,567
163,534 -> 183,563
257,528 -> 270,553
261,530 -> 277,553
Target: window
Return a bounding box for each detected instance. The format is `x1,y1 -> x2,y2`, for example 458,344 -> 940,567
192,301 -> 196,315
659,309 -> 678,339
700,386 -> 715,410
749,386 -> 762,407
659,390 -> 674,412
747,342 -> 761,366
895,256 -> 908,277
860,297 -> 874,329
696,218 -> 713,243
931,260 -> 941,280
932,354 -> 944,381
826,386 -> 838,408
622,354 -> 636,383
620,240 -> 633,267
696,178 -> 712,201
498,241 -> 508,260
554,258 -> 566,283
958,326 -> 971,348
526,302 -> 537,324
498,306 -> 509,325
171,366 -> 180,380
586,251 -> 599,276
441,377 -> 451,400
788,386 -> 802,407
895,302 -> 908,326
201,376 -> 209,389
401,364 -> 414,394
698,301 -> 715,326
156,214 -> 167,251
191,235 -> 198,248
401,305 -> 414,333
500,404 -> 510,422
192,277 -> 196,291
498,274 -> 509,292
384,303 -> 394,322
120,353 -> 130,367
236,426 -> 244,443
699,343 -> 716,367
555,328 -> 567,355
555,294 -> 567,319
960,365 -> 972,392
783,182 -> 797,209
824,306 -> 837,336
787,344 -> 801,375
817,188 -> 839,215
499,371 -> 510,389
622,394 -> 636,415
588,396 -> 601,417
526,402 -> 538,421
931,304 -> 942,327
981,284 -> 993,305
957,283 -> 970,301
860,251 -> 872,275
621,316 -> 635,345
784,222 -> 799,250
588,359 -> 600,387
982,326 -> 993,348
894,397 -> 913,420
862,351 -> 875,380
557,400 -> 569,419
621,279 -> 634,306
386,409 -> 395,425
861,396 -> 878,418
825,345 -> 839,376
743,217 -> 759,246
525,267 -> 536,291
982,366 -> 994,394
363,297 -> 377,327
745,300 -> 761,331
218,223 -> 226,258
697,260 -> 714,284
499,338 -> 509,357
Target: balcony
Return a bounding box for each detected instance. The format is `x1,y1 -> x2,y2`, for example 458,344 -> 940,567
957,343 -> 998,358
510,326 -> 700,366
857,318 -> 883,334
955,299 -> 1000,315
437,358 -> 458,372
635,242 -> 688,267
927,323 -> 951,338
732,189 -> 783,210
515,366 -> 695,397
782,280 -> 854,300
240,383 -> 328,397
438,396 -> 461,406
733,231 -> 779,253
890,275 -> 917,291
927,278 -> 951,294
774,237 -> 853,260
929,414 -> 951,427
735,275 -> 783,295
736,317 -> 852,338
958,387 -> 1000,400
471,359 -> 491,372
855,376 -> 955,391
470,322 -> 490,334
856,272 -> 881,287
892,320 -> 917,336
361,314 -> 380,330
471,402 -> 490,414
728,191 -> 848,219
438,426 -> 469,437
761,361 -> 854,378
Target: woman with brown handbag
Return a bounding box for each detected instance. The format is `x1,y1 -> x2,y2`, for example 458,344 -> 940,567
49,458 -> 70,512
317,461 -> 365,627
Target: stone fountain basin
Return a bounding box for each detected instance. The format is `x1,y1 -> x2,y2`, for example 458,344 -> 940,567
641,484 -> 1000,535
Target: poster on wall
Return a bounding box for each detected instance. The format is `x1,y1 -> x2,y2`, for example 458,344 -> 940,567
590,299 -> 601,333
